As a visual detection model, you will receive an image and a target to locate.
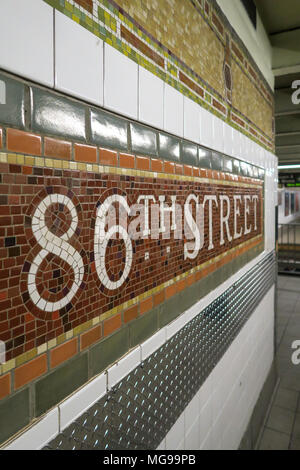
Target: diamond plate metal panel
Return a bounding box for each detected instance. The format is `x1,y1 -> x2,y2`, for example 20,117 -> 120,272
44,252 -> 276,450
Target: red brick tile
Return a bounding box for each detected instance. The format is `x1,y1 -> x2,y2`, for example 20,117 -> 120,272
154,290 -> 165,306
44,137 -> 72,160
22,166 -> 33,175
136,156 -> 150,171
140,297 -> 153,315
0,373 -> 11,399
80,325 -> 102,350
74,143 -> 97,163
166,284 -> 177,299
99,148 -> 117,166
14,354 -> 47,390
104,313 -> 122,337
74,0 -> 93,13
120,153 -> 135,169
151,158 -> 164,173
175,164 -> 183,175
193,167 -> 200,177
50,338 -> 77,368
7,129 -> 41,156
124,305 -> 138,323
164,161 -> 175,174
184,165 -> 193,176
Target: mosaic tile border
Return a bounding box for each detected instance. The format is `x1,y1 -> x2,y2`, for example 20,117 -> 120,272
0,149 -> 263,376
42,0 -> 274,152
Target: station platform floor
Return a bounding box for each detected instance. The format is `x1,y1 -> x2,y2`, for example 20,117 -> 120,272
258,275 -> 300,450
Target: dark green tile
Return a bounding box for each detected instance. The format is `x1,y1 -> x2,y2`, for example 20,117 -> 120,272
253,166 -> 259,178
159,295 -> 183,328
90,108 -> 128,150
158,133 -> 180,161
90,327 -> 129,376
35,353 -> 88,417
0,73 -> 25,128
198,146 -> 211,169
247,164 -> 254,177
211,152 -> 223,171
259,168 -> 265,180
31,87 -> 86,141
0,388 -> 30,445
181,141 -> 198,166
129,308 -> 158,347
240,161 -> 248,176
223,155 -> 233,173
232,159 -> 241,175
130,122 -> 157,156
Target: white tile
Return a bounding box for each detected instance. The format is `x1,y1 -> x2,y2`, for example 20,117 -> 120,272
165,412 -> 184,450
199,107 -> 213,148
141,328 -> 166,360
59,373 -> 107,431
176,438 -> 185,450
212,115 -> 224,152
0,0 -> 54,87
164,83 -> 184,137
232,128 -> 241,158
55,11 -> 103,105
184,96 -> 200,143
199,399 -> 212,444
200,428 -> 213,450
184,393 -> 200,431
223,122 -> 233,156
139,67 -> 164,128
104,43 -> 138,118
156,439 -> 166,450
107,347 -> 141,389
5,408 -> 58,450
166,314 -> 186,340
185,419 -> 200,450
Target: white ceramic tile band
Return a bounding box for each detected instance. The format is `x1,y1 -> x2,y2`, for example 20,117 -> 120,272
0,0 -> 54,87
59,372 -> 107,431
5,408 -> 59,450
139,67 -> 164,129
104,43 -> 138,119
55,10 -> 104,106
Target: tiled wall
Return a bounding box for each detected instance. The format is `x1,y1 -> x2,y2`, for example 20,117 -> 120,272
0,0 -> 274,152
0,0 -> 277,449
278,189 -> 300,224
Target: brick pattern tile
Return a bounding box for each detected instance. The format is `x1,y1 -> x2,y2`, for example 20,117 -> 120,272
0,373 -> 11,399
99,148 -> 117,166
50,338 -> 78,368
14,354 -> 47,390
80,325 -> 102,350
44,137 -> 72,160
74,143 -> 97,163
74,0 -> 93,13
119,153 -> 135,169
7,129 -> 41,156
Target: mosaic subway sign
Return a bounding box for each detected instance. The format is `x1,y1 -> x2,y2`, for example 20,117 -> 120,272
0,159 -> 263,361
